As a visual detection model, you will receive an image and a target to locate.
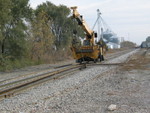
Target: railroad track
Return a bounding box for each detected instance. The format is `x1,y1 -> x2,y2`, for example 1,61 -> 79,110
0,64 -> 84,99
0,49 -> 134,85
0,48 -> 137,100
105,48 -> 135,60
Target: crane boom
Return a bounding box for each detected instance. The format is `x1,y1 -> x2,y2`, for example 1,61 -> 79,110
71,6 -> 94,39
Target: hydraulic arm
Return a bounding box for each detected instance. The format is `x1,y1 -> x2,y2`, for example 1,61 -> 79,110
71,7 -> 96,45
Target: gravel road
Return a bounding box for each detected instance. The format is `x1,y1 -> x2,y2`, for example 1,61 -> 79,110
1,49 -> 149,113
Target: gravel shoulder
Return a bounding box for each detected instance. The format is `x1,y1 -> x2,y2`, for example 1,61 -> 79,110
0,49 -> 150,113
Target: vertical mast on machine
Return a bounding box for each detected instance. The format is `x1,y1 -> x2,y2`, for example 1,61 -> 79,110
94,9 -> 104,42
97,9 -> 101,41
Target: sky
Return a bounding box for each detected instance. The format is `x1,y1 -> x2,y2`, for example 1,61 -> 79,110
29,0 -> 150,45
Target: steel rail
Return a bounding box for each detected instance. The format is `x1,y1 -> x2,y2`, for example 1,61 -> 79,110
0,64 -> 83,99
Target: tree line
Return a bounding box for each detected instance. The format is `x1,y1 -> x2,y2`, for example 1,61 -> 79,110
0,0 -> 83,71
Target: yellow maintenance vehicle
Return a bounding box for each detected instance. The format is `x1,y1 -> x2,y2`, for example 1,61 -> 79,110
70,6 -> 107,63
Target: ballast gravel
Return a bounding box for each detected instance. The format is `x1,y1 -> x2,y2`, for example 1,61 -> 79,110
1,49 -> 149,113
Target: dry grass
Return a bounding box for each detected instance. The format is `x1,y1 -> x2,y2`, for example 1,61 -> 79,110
121,49 -> 150,71
107,48 -> 127,54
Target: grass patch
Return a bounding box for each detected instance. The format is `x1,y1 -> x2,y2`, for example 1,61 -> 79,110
0,58 -> 37,72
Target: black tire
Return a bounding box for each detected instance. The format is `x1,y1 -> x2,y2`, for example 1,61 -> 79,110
94,59 -> 97,63
101,55 -> 104,61
99,55 -> 104,61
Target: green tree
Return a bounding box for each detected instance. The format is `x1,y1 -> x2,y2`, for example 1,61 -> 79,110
0,0 -> 84,70
35,1 -> 84,50
120,41 -> 136,48
0,0 -> 12,55
30,11 -> 54,62
0,0 -> 32,59
0,0 -> 32,70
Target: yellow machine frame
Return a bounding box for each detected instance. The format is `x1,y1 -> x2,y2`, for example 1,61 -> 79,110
70,6 -> 106,63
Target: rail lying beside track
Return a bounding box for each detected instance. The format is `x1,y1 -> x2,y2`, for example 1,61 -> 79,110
0,64 -> 84,99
